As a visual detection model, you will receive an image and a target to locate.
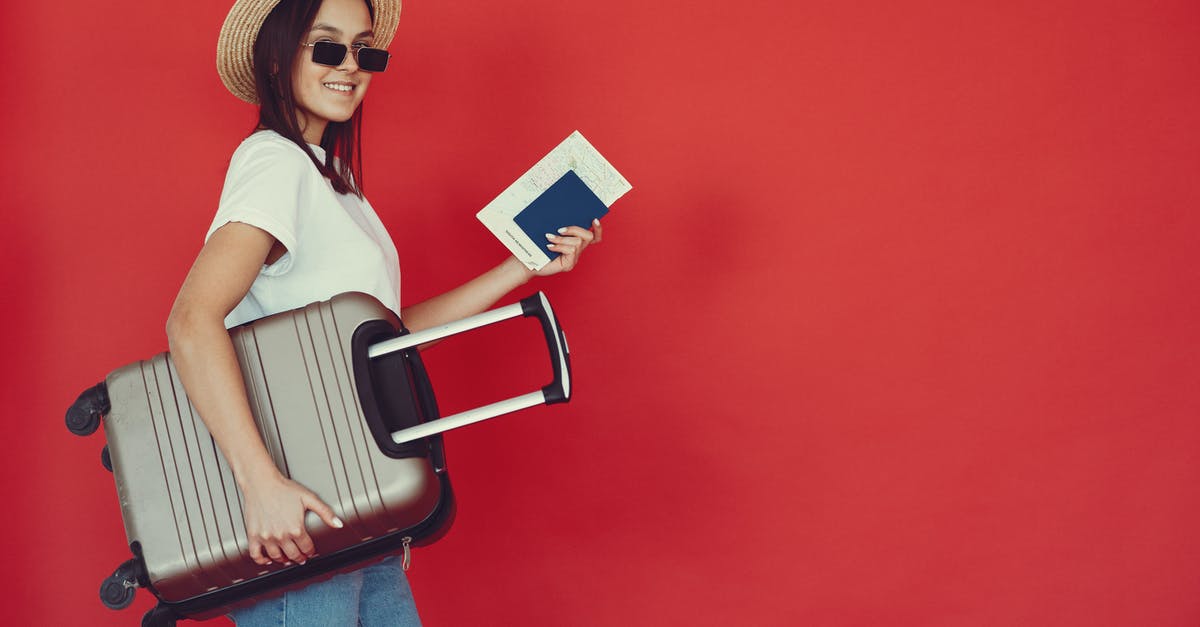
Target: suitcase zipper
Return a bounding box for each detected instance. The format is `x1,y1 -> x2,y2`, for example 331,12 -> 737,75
401,536 -> 413,571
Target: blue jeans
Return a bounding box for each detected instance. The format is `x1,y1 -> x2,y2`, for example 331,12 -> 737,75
229,557 -> 421,627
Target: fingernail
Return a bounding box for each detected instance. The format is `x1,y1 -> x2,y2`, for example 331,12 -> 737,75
592,219 -> 600,226
545,233 -> 556,241
557,227 -> 568,234
546,244 -> 555,250
332,517 -> 344,529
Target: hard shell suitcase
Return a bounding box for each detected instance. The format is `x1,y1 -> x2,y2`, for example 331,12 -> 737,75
66,291 -> 571,626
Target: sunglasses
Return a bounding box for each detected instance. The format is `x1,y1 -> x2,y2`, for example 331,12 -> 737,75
301,41 -> 390,73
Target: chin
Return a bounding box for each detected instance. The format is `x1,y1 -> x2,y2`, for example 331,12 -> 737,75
316,106 -> 359,124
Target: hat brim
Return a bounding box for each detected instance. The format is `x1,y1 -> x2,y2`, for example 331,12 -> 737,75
217,0 -> 401,105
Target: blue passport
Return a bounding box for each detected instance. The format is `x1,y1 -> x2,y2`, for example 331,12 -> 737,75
513,170 -> 610,262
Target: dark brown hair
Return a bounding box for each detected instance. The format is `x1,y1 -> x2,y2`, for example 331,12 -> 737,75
252,0 -> 374,196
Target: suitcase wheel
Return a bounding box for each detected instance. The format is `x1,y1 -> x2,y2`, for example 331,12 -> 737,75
99,558 -> 140,610
99,577 -> 135,610
66,382 -> 109,436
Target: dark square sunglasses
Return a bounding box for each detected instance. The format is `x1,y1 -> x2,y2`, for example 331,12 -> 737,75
302,41 -> 390,73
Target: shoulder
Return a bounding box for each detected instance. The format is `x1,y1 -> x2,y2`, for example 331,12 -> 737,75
228,130 -> 314,174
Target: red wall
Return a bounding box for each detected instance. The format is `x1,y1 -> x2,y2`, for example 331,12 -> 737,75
3,0 -> 1199,625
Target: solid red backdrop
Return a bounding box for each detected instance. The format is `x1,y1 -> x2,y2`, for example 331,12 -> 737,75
2,0 -> 1199,625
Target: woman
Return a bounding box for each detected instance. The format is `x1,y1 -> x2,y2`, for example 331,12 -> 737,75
166,0 -> 602,624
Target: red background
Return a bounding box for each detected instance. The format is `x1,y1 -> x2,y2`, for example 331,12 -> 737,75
2,0 -> 1199,625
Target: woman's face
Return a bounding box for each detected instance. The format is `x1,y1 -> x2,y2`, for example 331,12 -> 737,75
293,0 -> 375,143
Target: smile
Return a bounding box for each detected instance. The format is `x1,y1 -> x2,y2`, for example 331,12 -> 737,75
323,82 -> 355,93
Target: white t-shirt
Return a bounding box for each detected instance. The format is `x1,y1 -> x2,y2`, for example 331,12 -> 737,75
206,131 -> 401,328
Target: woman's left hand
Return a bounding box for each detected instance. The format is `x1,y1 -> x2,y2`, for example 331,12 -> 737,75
535,219 -> 604,277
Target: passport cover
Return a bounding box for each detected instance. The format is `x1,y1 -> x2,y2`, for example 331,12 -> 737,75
513,171 -> 610,263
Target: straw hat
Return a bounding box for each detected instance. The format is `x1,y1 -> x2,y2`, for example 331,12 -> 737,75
216,0 -> 402,104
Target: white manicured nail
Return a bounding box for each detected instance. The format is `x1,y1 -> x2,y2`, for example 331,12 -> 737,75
332,517 -> 344,529
557,227 -> 568,234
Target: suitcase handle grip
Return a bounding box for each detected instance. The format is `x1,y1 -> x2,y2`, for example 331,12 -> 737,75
368,292 -> 572,445
520,291 -> 571,404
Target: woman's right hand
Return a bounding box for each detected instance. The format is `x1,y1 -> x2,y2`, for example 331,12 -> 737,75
239,470 -> 344,567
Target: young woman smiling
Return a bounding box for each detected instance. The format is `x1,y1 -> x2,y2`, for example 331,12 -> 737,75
166,0 -> 603,624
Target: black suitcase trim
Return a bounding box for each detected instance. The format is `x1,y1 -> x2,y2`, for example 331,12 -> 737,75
353,319 -> 440,460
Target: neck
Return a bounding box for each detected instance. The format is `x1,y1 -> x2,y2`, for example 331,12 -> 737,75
299,114 -> 327,145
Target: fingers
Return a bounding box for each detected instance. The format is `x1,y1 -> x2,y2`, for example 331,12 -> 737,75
544,221 -> 601,270
554,224 -> 597,244
264,541 -> 286,564
249,539 -> 269,567
249,530 -> 291,567
545,238 -> 579,273
545,233 -> 581,256
301,491 -> 344,530
278,537 -> 307,564
251,530 -> 315,566
295,533 -> 316,558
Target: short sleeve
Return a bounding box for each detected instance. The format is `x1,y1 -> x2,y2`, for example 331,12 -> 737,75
206,136 -> 313,276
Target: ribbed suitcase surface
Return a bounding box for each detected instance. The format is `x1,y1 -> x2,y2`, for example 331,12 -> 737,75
104,293 -> 441,604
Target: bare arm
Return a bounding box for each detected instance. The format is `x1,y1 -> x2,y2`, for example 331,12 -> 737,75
400,256 -> 533,333
402,221 -> 603,334
166,223 -> 340,567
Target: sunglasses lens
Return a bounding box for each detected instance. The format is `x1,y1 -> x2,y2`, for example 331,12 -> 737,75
311,41 -> 347,66
357,48 -> 390,72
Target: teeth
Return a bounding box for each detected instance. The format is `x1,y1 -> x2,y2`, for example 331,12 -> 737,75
323,83 -> 353,92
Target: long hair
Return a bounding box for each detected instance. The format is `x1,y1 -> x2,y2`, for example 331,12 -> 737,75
252,0 -> 374,196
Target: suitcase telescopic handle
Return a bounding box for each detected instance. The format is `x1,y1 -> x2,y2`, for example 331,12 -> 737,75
367,291 -> 572,445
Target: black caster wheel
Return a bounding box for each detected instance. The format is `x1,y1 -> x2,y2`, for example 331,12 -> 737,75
141,605 -> 178,627
101,445 -> 112,472
99,577 -> 135,610
99,558 -> 140,610
66,382 -> 109,436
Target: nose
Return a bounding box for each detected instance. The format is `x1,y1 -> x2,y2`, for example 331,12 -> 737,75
336,47 -> 360,73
